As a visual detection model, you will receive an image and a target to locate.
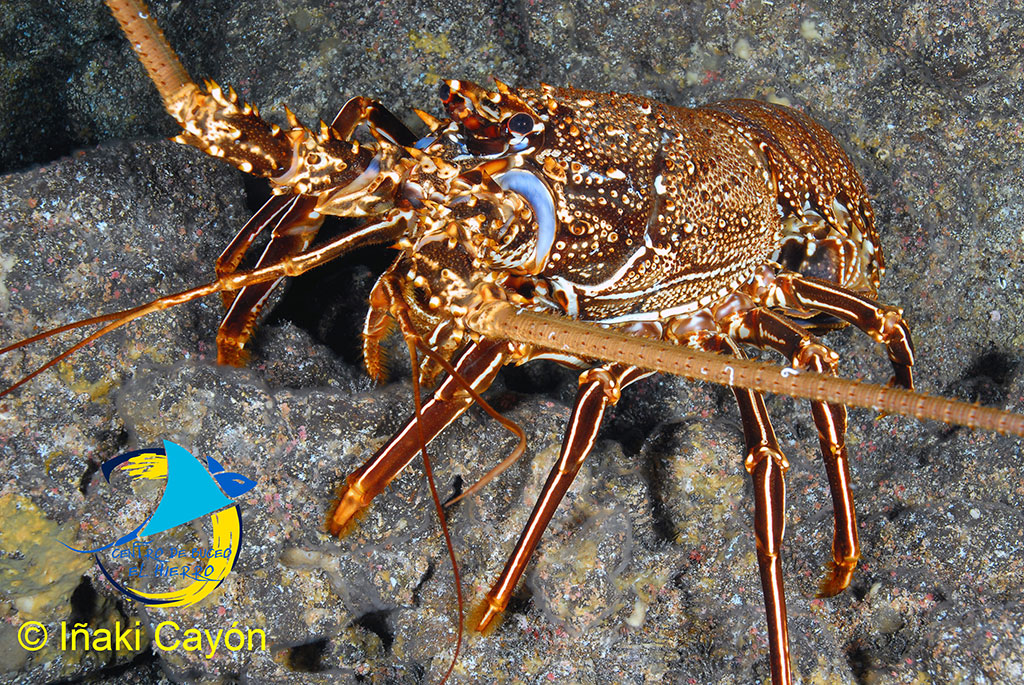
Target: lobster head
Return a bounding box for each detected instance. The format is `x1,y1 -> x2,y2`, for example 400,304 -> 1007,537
439,79 -> 545,156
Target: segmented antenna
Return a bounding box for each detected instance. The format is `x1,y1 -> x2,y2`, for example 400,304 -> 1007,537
467,300 -> 1024,438
105,0 -> 194,105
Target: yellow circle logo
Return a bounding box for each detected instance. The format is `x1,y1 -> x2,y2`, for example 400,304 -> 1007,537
64,441 -> 256,607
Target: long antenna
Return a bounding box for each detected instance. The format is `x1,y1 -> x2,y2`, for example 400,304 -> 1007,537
105,0 -> 194,105
466,299 -> 1024,438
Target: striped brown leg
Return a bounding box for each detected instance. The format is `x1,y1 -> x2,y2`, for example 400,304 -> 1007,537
215,194 -> 296,310
327,339 -> 509,535
727,308 -> 859,597
473,364 -> 650,631
329,96 -> 418,147
775,273 -> 915,389
361,270 -> 397,383
215,194 -> 323,366
695,332 -> 792,685
214,98 -> 415,367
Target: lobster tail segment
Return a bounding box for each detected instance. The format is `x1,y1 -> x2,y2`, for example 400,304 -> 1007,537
703,99 -> 885,286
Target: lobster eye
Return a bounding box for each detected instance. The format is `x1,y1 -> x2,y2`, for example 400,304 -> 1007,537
506,113 -> 534,135
438,83 -> 451,103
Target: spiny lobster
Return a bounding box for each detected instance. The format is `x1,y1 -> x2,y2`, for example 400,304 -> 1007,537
2,0 -> 1022,682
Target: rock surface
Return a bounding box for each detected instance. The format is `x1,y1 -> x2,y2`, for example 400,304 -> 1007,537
1,1 -> 1022,683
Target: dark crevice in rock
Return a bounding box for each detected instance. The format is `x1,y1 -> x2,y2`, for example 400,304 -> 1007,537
846,643 -> 873,684
285,636 -> 329,673
68,575 -> 99,625
78,459 -> 101,497
956,345 -> 1018,405
353,609 -> 395,653
412,561 -> 435,608
44,646 -> 159,684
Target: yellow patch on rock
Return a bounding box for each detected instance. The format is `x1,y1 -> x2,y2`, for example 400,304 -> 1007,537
0,494 -> 91,619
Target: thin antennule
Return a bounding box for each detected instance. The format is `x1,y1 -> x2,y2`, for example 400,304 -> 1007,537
0,306 -> 151,398
407,336 -> 527,506
105,0 -> 194,105
467,300 -> 1024,438
400,333 -> 463,685
0,275 -> 244,399
1,217 -> 408,398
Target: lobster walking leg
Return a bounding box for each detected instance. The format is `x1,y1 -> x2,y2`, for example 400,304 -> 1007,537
728,308 -> 859,596
210,94 -> 417,366
327,340 -> 510,535
215,194 -> 323,365
329,95 -> 419,147
775,273 -> 916,389
695,333 -> 792,685
474,364 -> 649,631
216,194 -> 296,309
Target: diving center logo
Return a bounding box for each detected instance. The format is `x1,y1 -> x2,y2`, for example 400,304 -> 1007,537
65,440 -> 257,607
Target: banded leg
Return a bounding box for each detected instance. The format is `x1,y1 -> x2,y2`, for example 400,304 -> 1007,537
695,333 -> 792,685
361,270 -> 398,383
727,308 -> 858,596
216,194 -> 323,365
213,99 -> 415,367
474,364 -> 650,631
327,339 -> 509,535
216,194 -> 292,309
330,95 -> 418,147
775,273 -> 915,389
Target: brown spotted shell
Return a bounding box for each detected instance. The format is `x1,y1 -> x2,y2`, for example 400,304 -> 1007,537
507,86 -> 879,323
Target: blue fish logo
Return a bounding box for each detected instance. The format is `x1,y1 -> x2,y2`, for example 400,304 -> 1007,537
64,441 -> 257,607
65,441 -> 256,553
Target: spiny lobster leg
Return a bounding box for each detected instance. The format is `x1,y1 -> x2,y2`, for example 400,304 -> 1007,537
212,98 -> 415,367
694,332 -> 792,685
727,308 -> 858,597
361,264 -> 401,383
215,195 -> 323,366
327,339 -> 510,536
330,96 -> 419,148
216,195 -> 295,310
473,364 -> 650,632
774,273 -> 916,390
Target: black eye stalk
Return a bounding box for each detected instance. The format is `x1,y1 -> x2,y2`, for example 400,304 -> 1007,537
437,79 -> 540,154
506,113 -> 534,136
